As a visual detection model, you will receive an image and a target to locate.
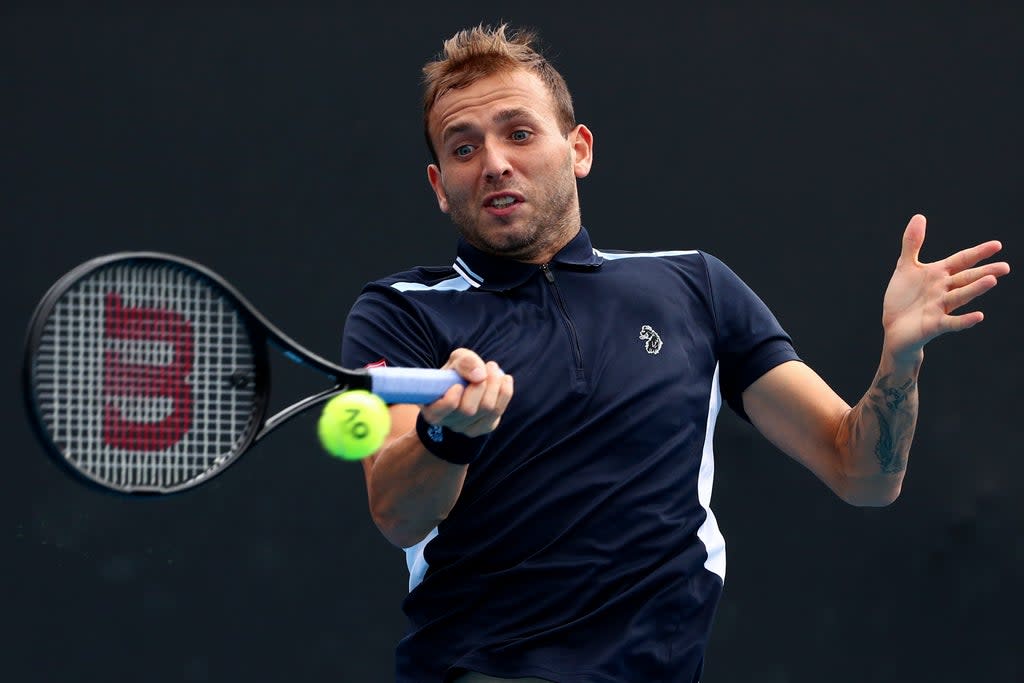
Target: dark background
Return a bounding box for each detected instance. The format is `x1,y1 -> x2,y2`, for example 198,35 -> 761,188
4,3 -> 1021,682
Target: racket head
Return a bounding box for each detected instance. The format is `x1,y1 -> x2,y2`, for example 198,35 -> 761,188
23,252 -> 270,494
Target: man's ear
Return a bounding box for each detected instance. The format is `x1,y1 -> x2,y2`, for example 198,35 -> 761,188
570,124 -> 594,179
427,164 -> 450,213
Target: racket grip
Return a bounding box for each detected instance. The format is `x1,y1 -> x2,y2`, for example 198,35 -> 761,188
367,367 -> 465,404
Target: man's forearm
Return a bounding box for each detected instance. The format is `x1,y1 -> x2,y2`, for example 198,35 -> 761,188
836,351 -> 922,505
367,429 -> 468,548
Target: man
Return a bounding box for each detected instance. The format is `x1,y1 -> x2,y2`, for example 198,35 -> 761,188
341,24 -> 1009,683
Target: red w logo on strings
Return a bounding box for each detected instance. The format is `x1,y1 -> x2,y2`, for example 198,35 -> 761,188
103,292 -> 194,450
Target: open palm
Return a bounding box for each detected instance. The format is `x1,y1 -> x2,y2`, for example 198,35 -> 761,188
882,214 -> 1010,365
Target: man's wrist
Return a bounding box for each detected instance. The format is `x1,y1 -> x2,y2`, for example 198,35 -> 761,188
880,343 -> 925,375
415,413 -> 490,465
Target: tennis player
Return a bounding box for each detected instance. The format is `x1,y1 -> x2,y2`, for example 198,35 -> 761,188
341,24 -> 1009,682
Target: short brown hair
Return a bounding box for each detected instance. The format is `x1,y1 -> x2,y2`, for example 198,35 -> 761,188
421,24 -> 576,163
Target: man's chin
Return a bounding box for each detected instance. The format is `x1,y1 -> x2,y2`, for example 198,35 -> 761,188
459,224 -> 536,257
479,237 -> 537,259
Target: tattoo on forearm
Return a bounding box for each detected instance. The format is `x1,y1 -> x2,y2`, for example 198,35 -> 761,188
868,374 -> 916,474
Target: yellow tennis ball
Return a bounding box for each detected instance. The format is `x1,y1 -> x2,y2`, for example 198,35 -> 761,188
317,390 -> 391,460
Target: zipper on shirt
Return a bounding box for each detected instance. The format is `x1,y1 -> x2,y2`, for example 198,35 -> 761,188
541,264 -> 586,381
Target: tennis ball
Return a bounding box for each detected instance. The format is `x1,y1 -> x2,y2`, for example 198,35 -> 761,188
317,390 -> 391,460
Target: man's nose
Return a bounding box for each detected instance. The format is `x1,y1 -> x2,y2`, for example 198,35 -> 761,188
481,143 -> 513,182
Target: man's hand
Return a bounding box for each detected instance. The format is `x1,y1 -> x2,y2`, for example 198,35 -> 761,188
362,349 -> 512,547
420,348 -> 514,438
881,214 -> 1010,366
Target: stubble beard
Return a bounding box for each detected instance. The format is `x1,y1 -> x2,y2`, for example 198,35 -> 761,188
445,158 -> 581,263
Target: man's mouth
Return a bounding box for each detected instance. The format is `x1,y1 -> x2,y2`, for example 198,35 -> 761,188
490,196 -> 517,208
484,192 -> 524,210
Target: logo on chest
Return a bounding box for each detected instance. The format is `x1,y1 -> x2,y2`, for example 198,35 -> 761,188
638,325 -> 663,355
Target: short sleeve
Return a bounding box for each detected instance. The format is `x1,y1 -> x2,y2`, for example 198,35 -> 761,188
341,284 -> 442,376
702,252 -> 801,421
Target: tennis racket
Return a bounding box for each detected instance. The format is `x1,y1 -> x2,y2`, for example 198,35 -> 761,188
23,252 -> 462,494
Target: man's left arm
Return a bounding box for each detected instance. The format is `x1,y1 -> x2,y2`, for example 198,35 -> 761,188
742,214 -> 1010,506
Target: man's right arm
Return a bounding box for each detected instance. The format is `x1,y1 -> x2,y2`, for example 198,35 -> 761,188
360,349 -> 513,549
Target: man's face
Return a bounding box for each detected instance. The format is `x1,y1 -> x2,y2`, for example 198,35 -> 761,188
426,69 -> 593,263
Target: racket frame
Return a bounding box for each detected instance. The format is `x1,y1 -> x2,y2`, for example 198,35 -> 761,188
23,251 -> 377,494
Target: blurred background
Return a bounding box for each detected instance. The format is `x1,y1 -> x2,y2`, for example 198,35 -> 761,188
4,3 -> 1021,682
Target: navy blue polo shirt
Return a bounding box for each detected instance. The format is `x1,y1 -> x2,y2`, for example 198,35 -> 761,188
341,228 -> 800,683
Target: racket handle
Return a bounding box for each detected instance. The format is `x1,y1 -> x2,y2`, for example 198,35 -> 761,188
367,367 -> 465,404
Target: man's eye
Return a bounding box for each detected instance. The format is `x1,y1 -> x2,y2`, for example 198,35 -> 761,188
455,144 -> 474,157
511,130 -> 531,142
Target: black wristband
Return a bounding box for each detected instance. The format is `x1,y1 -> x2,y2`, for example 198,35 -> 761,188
415,413 -> 490,465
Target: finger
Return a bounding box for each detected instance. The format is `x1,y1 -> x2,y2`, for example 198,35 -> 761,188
460,374 -> 514,437
457,363 -> 508,421
948,261 -> 1011,290
943,274 -> 1000,313
443,348 -> 488,383
420,382 -> 465,423
494,373 -> 514,416
474,362 -> 507,414
941,240 -> 1004,275
899,214 -> 927,264
452,380 -> 486,424
941,310 -> 985,333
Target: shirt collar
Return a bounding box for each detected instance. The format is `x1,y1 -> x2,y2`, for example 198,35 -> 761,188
452,227 -> 604,291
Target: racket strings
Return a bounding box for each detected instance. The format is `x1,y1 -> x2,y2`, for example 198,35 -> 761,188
35,263 -> 259,491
